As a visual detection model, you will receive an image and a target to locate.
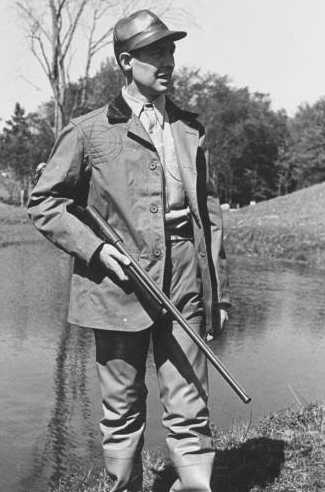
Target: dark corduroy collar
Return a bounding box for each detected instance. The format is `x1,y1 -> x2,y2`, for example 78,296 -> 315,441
107,92 -> 198,125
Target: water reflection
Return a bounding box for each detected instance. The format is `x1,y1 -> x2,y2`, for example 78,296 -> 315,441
21,326 -> 101,491
208,256 -> 325,430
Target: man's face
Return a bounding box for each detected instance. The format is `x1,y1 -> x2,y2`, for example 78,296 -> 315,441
128,38 -> 175,98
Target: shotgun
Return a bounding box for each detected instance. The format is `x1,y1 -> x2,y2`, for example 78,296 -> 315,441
84,205 -> 251,404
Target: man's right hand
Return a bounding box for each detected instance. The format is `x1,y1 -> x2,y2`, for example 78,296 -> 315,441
99,244 -> 130,282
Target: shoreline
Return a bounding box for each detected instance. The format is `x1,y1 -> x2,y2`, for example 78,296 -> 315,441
224,218 -> 325,267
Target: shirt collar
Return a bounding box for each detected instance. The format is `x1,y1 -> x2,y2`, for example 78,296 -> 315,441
122,87 -> 165,128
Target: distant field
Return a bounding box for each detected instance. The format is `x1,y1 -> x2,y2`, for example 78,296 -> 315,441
224,182 -> 325,265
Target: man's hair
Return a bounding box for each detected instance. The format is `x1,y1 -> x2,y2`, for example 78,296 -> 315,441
113,41 -> 124,68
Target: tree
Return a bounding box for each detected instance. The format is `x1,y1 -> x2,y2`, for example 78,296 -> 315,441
17,0 -> 188,136
0,103 -> 34,187
0,103 -> 55,202
65,57 -> 123,117
170,69 -> 287,205
280,99 -> 325,190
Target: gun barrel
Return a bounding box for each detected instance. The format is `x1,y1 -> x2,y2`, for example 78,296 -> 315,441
85,205 -> 251,404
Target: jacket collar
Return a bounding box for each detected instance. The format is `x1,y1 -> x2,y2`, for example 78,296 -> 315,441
107,93 -> 132,123
165,98 -> 199,126
107,92 -> 199,126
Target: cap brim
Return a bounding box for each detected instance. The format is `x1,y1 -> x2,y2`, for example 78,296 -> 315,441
130,29 -> 187,51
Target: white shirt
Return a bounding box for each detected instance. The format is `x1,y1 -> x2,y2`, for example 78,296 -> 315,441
122,88 -> 189,225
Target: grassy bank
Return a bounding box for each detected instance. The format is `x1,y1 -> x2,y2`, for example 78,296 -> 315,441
0,201 -> 29,225
224,182 -> 325,266
54,402 -> 324,491
0,202 -> 41,247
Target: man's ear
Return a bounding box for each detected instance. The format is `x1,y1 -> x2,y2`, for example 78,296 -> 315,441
119,52 -> 133,73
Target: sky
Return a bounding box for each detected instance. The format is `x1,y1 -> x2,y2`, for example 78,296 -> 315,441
1,0 -> 325,124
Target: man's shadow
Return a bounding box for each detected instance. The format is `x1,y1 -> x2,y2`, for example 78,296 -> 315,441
152,436 -> 285,492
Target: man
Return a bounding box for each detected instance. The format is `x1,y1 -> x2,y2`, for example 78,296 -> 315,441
28,9 -> 230,492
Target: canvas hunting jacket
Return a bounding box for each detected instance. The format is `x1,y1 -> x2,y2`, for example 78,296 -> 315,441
28,94 -> 230,333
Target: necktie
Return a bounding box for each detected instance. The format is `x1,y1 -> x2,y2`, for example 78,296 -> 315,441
141,103 -> 158,133
141,103 -> 164,161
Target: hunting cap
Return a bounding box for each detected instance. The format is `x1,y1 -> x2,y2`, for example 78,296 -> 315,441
113,9 -> 187,59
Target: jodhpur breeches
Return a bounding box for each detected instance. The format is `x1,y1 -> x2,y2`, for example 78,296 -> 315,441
94,239 -> 214,491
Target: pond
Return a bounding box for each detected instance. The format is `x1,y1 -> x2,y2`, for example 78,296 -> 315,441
0,239 -> 324,491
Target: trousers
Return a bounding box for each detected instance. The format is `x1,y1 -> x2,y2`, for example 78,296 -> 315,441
94,240 -> 215,491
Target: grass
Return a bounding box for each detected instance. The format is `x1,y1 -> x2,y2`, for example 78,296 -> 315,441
0,201 -> 29,225
224,182 -> 325,265
0,202 -> 40,247
52,402 -> 324,491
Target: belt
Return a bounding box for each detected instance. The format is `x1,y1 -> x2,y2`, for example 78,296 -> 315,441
167,234 -> 193,242
165,221 -> 193,242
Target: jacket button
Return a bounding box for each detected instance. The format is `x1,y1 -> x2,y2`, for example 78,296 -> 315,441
150,205 -> 158,213
150,162 -> 157,170
153,249 -> 161,257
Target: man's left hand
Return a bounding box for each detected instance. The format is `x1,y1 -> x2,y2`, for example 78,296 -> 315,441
220,308 -> 228,330
206,309 -> 229,341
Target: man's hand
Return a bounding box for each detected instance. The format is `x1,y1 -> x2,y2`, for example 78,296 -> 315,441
220,308 -> 229,330
99,244 -> 130,282
206,308 -> 229,341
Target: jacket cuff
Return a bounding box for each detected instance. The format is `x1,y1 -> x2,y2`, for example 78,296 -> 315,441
87,240 -> 106,267
218,301 -> 231,311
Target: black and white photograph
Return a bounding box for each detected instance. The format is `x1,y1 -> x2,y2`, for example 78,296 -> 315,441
0,1 -> 324,491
